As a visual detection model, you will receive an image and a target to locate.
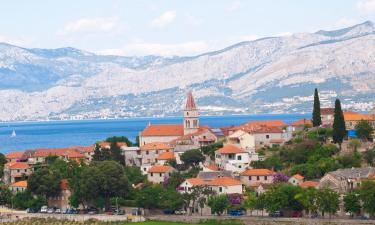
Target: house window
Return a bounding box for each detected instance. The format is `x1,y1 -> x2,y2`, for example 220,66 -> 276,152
17,169 -> 20,173
151,173 -> 153,177
238,165 -> 242,168
257,176 -> 260,181
249,176 -> 252,180
160,173 -> 162,177
146,151 -> 149,155
265,176 -> 267,180
266,135 -> 270,139
219,187 -> 223,192
237,155 -> 242,160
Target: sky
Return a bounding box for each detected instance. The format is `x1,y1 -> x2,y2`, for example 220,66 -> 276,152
1,0 -> 375,56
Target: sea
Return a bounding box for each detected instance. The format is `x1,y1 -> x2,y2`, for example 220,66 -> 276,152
0,114 -> 308,153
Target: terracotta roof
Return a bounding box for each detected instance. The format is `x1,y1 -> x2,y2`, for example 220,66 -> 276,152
60,179 -> 69,190
244,120 -> 287,128
207,177 -> 242,186
5,152 -> 24,160
24,148 -> 86,160
169,126 -> 214,144
97,141 -> 126,149
70,146 -> 95,153
148,165 -> 175,173
292,174 -> 304,180
300,181 -> 319,188
10,180 -> 27,188
216,145 -> 245,154
205,164 -> 219,171
5,162 -> 31,170
141,124 -> 184,137
344,111 -> 374,121
240,169 -> 274,176
186,178 -> 206,186
157,151 -> 175,160
321,108 -> 335,115
269,139 -> 285,144
185,91 -> 197,109
291,119 -> 312,126
141,142 -> 172,151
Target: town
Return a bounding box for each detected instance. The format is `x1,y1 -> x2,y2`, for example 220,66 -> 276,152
0,89 -> 375,225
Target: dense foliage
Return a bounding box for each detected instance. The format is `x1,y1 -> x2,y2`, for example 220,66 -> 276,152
312,88 -> 322,127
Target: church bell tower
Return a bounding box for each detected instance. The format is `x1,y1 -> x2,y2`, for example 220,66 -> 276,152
183,91 -> 199,135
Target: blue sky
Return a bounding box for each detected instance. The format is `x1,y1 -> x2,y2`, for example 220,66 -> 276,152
1,0 -> 375,56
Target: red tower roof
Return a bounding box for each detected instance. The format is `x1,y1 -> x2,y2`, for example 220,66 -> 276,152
185,91 -> 196,109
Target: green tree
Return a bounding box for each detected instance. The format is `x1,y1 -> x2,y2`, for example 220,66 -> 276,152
28,167 -> 62,198
348,139 -> 361,151
243,192 -> 258,215
295,187 -> 318,216
359,180 -> 375,217
316,188 -> 339,218
312,88 -> 322,127
135,184 -> 163,212
109,141 -> 124,164
0,153 -> 7,177
355,120 -> 374,141
106,136 -> 133,147
0,184 -> 12,206
124,166 -> 146,184
344,192 -> 361,217
92,143 -> 110,161
332,99 -> 346,149
363,148 -> 375,166
180,149 -> 205,167
337,151 -> 361,168
160,188 -> 184,211
207,194 -> 229,216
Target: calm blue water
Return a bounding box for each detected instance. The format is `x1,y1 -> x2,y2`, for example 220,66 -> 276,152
0,114 -> 308,153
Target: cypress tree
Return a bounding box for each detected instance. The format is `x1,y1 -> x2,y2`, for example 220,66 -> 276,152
332,99 -> 346,149
312,88 -> 322,127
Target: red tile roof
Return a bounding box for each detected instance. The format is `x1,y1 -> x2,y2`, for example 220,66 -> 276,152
60,179 -> 69,190
240,169 -> 274,176
321,108 -> 334,115
269,139 -> 285,144
207,177 -> 242,186
300,180 -> 319,188
185,91 -> 197,109
24,148 -> 86,159
157,152 -> 175,160
244,120 -> 287,128
205,164 -> 219,171
140,142 -> 173,151
141,124 -> 184,137
344,111 -> 374,121
148,165 -> 175,173
292,119 -> 312,126
5,152 -> 24,160
186,178 -> 206,186
5,162 -> 31,170
216,145 -> 245,154
10,180 -> 27,188
292,174 -> 304,180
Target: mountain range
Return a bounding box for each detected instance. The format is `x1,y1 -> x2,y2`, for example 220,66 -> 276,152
0,21 -> 375,121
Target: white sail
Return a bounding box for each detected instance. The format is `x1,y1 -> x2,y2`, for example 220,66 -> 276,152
11,129 -> 16,137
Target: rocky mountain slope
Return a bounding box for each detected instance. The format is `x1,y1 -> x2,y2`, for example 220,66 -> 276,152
0,21 -> 374,121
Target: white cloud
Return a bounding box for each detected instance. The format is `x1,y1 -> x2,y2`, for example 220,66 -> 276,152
0,34 -> 29,46
334,18 -> 358,28
227,1 -> 241,12
58,17 -> 122,35
357,0 -> 375,13
151,11 -> 177,28
185,13 -> 203,26
96,41 -> 209,56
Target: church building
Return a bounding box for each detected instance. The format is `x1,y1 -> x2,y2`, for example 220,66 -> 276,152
139,92 -> 216,148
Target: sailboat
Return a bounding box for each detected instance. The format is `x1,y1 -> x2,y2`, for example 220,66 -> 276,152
11,129 -> 16,138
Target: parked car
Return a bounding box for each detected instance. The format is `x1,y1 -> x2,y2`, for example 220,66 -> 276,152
292,211 -> 303,217
55,208 -> 61,214
269,211 -> 283,217
40,206 -> 48,213
87,207 -> 98,215
64,208 -> 78,214
229,209 -> 244,216
26,208 -> 39,213
175,210 -> 186,215
47,208 -> 55,214
163,209 -> 175,215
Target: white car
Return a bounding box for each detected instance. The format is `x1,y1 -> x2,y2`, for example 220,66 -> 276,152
40,206 -> 48,213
